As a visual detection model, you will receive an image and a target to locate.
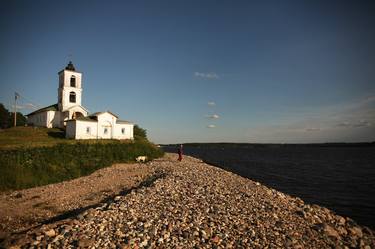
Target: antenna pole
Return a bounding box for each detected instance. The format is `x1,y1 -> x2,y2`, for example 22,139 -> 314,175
14,92 -> 17,127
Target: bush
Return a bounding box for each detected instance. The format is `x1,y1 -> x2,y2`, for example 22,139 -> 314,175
134,125 -> 147,141
0,141 -> 164,191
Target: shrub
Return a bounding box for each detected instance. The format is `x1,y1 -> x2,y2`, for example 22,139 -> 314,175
134,125 -> 147,141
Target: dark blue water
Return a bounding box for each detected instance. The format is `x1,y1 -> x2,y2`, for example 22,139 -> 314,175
162,144 -> 375,229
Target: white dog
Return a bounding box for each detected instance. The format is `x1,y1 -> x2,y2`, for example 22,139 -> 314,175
136,156 -> 147,163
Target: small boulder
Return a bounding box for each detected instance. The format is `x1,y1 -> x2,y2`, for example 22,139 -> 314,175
44,229 -> 56,237
348,226 -> 363,238
324,225 -> 340,240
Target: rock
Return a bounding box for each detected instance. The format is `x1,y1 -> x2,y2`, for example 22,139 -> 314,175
337,216 -> 346,225
36,235 -> 44,241
12,192 -> 23,198
323,225 -> 340,240
44,229 -> 56,237
78,238 -> 95,248
337,226 -> 348,236
295,210 -> 306,218
348,226 -> 363,238
3,154 -> 375,248
8,246 -> 21,249
212,236 -> 220,244
77,214 -> 85,220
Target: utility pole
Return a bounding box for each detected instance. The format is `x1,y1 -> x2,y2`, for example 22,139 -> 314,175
14,92 -> 19,127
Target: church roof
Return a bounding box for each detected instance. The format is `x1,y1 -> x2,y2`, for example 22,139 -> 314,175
26,103 -> 58,116
65,61 -> 76,71
66,116 -> 97,122
116,120 -> 133,124
89,111 -> 119,118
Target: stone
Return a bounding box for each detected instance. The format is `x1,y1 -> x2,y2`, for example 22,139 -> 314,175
349,226 -> 363,238
44,229 -> 56,237
295,210 -> 306,218
212,236 -> 220,244
78,238 -> 95,248
36,235 -> 44,241
337,216 -> 346,225
323,225 -> 340,240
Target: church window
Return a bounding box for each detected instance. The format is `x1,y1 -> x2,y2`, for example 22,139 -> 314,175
86,127 -> 91,134
104,128 -> 108,134
69,92 -> 76,103
121,128 -> 125,134
70,76 -> 76,87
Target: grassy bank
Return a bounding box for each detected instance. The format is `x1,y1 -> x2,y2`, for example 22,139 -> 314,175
0,127 -> 131,149
0,127 -> 164,191
0,141 -> 163,191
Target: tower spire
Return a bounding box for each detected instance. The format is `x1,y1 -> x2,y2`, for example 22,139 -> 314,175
65,61 -> 76,71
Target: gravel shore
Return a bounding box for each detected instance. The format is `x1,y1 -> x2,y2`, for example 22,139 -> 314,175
2,153 -> 375,248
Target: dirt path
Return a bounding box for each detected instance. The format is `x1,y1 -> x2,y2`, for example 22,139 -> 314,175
0,162 -> 155,239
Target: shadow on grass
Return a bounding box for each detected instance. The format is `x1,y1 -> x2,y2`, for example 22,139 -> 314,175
46,129 -> 65,139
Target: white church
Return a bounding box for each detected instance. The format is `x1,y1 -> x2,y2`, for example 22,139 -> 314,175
27,62 -> 134,140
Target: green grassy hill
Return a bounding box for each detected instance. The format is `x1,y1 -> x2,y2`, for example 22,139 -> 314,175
0,127 -> 164,191
0,127 -> 71,149
0,127 -> 133,150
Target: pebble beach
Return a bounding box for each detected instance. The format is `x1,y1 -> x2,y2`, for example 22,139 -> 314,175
2,153 -> 375,248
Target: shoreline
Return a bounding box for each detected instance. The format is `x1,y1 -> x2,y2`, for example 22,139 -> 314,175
1,153 -> 374,248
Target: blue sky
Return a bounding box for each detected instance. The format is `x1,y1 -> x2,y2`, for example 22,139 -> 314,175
1,0 -> 374,143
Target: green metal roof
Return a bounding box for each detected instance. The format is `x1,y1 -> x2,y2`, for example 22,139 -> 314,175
26,103 -> 58,116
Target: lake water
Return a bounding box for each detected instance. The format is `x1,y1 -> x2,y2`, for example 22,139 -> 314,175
162,144 -> 375,229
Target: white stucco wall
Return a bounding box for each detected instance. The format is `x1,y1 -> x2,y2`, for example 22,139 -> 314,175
59,70 -> 82,89
66,120 -> 98,139
65,113 -> 134,140
95,112 -> 134,140
65,120 -> 77,139
67,106 -> 88,119
58,70 -> 83,111
59,88 -> 83,111
113,123 -> 134,139
27,112 -> 48,127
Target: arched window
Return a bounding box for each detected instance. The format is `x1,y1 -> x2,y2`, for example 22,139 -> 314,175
70,76 -> 76,87
69,92 -> 76,103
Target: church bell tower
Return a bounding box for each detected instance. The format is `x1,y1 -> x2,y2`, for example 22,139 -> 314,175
58,61 -> 83,111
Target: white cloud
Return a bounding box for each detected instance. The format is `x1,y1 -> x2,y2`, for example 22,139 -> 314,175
206,114 -> 220,119
194,72 -> 219,79
207,124 -> 216,128
336,121 -> 351,127
354,120 -> 372,127
336,120 -> 372,128
305,127 -> 321,132
208,101 -> 216,106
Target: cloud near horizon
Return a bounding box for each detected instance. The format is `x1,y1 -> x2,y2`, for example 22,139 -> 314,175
207,124 -> 216,128
244,94 -> 375,143
336,120 -> 372,128
305,127 -> 321,132
208,101 -> 216,106
206,114 -> 220,119
194,72 -> 219,79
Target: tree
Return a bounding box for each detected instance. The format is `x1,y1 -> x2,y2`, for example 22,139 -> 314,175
9,112 -> 27,127
0,103 -> 27,128
134,125 -> 147,140
0,103 -> 10,129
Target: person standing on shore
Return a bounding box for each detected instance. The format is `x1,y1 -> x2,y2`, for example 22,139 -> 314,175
178,144 -> 183,161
